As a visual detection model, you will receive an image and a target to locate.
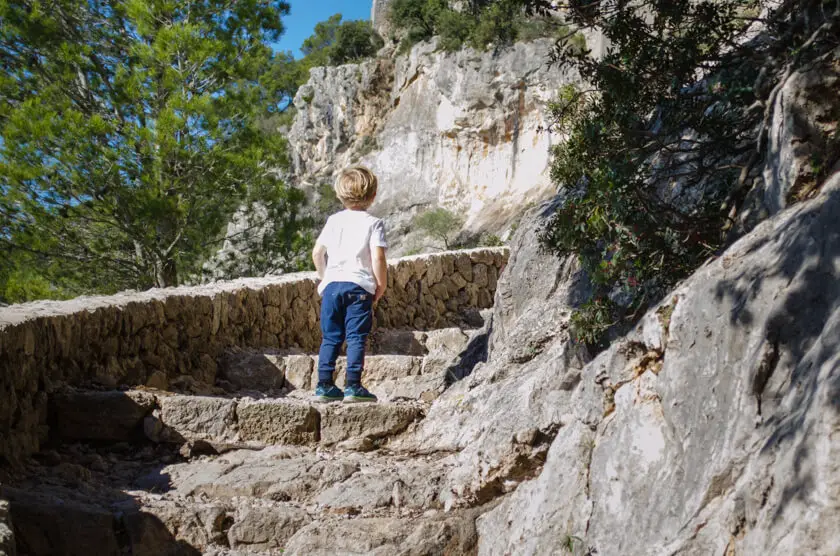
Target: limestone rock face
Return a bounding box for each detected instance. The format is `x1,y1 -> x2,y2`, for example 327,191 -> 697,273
371,0 -> 395,38
489,196 -> 589,360
477,174 -> 840,555
289,39 -> 576,253
748,47 -> 840,223
393,196 -> 590,507
476,421 -> 595,555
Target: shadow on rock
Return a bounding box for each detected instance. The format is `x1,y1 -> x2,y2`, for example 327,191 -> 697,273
713,178 -> 840,527
3,482 -> 200,556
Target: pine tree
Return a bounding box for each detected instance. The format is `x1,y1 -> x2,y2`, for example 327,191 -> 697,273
0,0 -> 309,297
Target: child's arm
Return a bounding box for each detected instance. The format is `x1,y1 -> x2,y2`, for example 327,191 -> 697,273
313,218 -> 331,280
372,246 -> 387,302
312,243 -> 327,280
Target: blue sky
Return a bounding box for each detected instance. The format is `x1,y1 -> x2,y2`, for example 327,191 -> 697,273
273,1 -> 372,58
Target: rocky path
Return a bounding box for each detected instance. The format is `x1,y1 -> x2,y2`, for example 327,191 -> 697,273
2,325 -> 490,555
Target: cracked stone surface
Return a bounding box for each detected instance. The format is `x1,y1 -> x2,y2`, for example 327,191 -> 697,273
283,506 -> 486,556
473,175 -> 840,555
1,441 -> 456,555
235,400 -> 319,445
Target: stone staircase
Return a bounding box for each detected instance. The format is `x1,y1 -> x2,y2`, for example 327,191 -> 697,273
2,321 -> 490,555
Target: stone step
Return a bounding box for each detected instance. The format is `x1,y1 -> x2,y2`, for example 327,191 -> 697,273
3,442 -> 455,555
216,327 -> 474,401
282,508 -> 485,556
368,326 -> 473,356
50,389 -> 425,452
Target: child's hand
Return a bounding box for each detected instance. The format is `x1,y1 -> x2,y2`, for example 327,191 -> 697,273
374,285 -> 386,303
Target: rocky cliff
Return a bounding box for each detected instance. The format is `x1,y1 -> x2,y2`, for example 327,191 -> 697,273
289,37 -> 575,253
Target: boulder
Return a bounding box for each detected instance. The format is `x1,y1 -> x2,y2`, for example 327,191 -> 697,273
284,355 -> 314,391
369,329 -> 427,356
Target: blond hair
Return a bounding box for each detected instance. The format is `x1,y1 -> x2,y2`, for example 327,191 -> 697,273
334,166 -> 378,210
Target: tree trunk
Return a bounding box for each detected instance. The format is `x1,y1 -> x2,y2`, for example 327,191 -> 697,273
155,258 -> 178,288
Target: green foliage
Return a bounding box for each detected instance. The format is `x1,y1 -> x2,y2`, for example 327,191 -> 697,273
454,230 -> 506,249
542,1 -> 761,346
263,49 -> 310,111
390,0 -> 557,52
356,135 -> 380,158
316,183 -> 344,218
0,257 -> 69,304
470,0 -> 522,49
435,8 -> 475,51
332,19 -> 385,65
480,233 -> 504,247
391,0 -> 447,50
301,14 -> 383,68
541,0 -> 839,348
569,297 -> 619,349
0,0 -> 311,300
413,208 -> 465,250
270,14 -> 383,113
562,534 -> 585,554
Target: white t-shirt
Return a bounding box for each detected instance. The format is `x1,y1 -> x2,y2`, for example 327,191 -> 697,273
315,210 -> 387,295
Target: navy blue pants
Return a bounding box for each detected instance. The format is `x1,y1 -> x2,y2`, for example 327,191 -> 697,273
318,282 -> 373,386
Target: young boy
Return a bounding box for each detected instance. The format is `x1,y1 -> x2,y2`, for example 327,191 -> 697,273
311,166 -> 388,403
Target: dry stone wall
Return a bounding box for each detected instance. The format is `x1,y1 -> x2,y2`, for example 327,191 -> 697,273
0,248 -> 507,464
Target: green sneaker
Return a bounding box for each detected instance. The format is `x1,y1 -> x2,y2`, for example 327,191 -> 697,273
314,383 -> 344,403
343,384 -> 377,403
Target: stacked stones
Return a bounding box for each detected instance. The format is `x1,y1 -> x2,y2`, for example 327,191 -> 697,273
0,248 -> 507,464
375,249 -> 504,329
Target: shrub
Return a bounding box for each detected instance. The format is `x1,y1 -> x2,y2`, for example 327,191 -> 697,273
469,0 -> 520,49
413,208 -> 465,250
436,9 -> 476,51
541,0 -> 838,349
316,183 -> 344,217
391,0 -> 446,51
332,19 -> 385,65
357,135 -> 380,157
0,266 -> 67,304
480,233 -> 504,247
302,14 -> 384,67
391,0 -> 557,53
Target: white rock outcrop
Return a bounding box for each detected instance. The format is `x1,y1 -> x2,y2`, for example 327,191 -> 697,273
290,38 -> 577,252
476,173 -> 840,555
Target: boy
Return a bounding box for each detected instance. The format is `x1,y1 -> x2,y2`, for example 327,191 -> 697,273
311,166 -> 387,403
